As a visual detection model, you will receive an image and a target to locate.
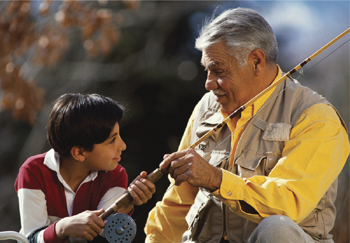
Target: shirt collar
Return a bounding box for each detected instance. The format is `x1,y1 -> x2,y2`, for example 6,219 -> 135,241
221,65 -> 282,120
44,149 -> 98,193
252,65 -> 282,115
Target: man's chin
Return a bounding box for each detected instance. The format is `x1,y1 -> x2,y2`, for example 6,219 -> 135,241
219,104 -> 236,116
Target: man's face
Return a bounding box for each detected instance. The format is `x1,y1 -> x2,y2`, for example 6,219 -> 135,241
201,41 -> 254,114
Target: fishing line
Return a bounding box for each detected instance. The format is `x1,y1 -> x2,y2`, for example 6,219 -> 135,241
297,38 -> 350,77
199,37 -> 350,161
119,33 -> 350,222
160,37 -> 350,195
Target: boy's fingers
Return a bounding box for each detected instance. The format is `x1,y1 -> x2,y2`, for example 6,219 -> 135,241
90,210 -> 105,228
130,184 -> 149,204
90,222 -> 103,235
141,178 -> 156,193
94,208 -> 105,216
140,171 -> 147,178
135,179 -> 155,195
128,187 -> 141,205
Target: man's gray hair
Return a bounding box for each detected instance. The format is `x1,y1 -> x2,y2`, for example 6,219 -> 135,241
195,8 -> 278,65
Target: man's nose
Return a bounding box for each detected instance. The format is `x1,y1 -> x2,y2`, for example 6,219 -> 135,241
205,72 -> 218,91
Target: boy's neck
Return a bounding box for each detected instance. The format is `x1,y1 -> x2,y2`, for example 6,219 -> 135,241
59,157 -> 91,192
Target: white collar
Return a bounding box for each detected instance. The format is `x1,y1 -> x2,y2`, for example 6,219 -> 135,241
44,149 -> 98,193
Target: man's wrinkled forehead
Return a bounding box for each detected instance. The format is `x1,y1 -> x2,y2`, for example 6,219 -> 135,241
200,50 -> 219,69
200,41 -> 229,69
201,57 -> 219,70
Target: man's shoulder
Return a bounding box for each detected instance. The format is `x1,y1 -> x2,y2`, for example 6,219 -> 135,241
197,92 -> 221,112
303,103 -> 347,130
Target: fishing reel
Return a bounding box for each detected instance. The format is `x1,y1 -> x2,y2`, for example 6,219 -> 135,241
100,168 -> 167,243
104,213 -> 137,243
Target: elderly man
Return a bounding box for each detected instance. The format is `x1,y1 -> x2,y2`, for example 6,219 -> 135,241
145,8 -> 349,243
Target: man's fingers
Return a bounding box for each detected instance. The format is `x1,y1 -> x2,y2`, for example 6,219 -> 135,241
174,173 -> 189,186
160,150 -> 187,169
170,162 -> 188,179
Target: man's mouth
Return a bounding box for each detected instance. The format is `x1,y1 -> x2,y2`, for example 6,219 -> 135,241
212,90 -> 226,101
212,90 -> 225,96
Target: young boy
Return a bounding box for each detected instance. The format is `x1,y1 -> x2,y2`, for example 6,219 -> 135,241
15,93 -> 155,243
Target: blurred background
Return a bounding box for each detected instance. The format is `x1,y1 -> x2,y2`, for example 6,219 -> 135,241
0,0 -> 348,242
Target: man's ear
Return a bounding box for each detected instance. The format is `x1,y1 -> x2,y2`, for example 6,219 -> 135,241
70,146 -> 86,162
250,49 -> 266,75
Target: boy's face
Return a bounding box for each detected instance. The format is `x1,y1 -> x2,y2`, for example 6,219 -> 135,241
83,122 -> 126,172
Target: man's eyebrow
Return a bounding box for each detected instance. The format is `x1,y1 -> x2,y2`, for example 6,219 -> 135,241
201,61 -> 219,70
208,62 -> 218,69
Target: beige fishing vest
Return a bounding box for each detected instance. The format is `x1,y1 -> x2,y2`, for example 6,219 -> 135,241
182,78 -> 345,243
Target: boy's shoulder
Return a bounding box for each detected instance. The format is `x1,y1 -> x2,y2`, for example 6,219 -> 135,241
21,152 -> 48,170
22,152 -> 47,166
15,152 -> 53,191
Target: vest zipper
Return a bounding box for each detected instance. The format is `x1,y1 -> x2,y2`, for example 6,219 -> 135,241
222,201 -> 229,241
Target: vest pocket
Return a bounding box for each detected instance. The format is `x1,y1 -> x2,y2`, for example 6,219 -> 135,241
264,152 -> 281,175
185,193 -> 214,241
235,150 -> 281,177
300,203 -> 327,239
300,208 -> 319,238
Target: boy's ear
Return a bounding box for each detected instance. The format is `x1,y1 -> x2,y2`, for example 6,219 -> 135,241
70,146 -> 86,162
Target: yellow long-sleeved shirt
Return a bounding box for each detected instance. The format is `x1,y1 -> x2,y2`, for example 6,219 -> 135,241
145,71 -> 350,243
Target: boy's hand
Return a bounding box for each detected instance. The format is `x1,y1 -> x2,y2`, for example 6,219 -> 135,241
55,209 -> 105,241
128,171 -> 156,205
117,171 -> 156,215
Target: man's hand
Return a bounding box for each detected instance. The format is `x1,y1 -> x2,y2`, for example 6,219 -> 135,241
55,209 -> 105,241
160,148 -> 222,191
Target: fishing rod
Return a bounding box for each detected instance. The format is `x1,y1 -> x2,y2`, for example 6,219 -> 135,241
99,27 -> 350,243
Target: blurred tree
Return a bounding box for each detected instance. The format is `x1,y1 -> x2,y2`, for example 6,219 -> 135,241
0,0 -> 138,125
0,1 -> 43,125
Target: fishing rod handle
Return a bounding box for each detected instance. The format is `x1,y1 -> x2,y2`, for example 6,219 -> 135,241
100,167 -> 168,220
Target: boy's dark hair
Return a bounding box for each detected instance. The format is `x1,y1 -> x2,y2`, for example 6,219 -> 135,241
47,93 -> 124,157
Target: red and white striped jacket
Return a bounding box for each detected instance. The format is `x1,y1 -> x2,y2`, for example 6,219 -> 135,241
15,149 -> 129,243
